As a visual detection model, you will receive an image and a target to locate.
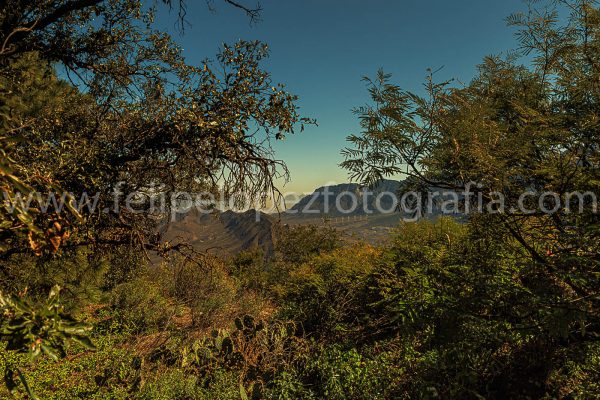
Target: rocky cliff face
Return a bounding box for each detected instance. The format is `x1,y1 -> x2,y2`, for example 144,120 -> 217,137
289,180 -> 402,216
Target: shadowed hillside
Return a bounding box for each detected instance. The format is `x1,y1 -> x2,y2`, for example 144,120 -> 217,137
162,209 -> 279,257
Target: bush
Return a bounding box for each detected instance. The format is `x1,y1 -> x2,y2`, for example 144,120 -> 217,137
275,225 -> 340,265
276,243 -> 380,341
0,329 -> 134,399
137,369 -> 202,400
231,248 -> 269,292
156,255 -> 246,330
110,278 -> 171,334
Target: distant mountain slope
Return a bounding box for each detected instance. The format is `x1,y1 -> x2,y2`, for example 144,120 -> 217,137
158,180 -> 459,258
289,179 -> 402,216
161,209 -> 278,257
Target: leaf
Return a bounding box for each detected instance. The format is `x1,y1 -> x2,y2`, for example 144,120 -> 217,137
242,315 -> 254,330
48,285 -> 61,300
239,383 -> 249,400
70,335 -> 96,351
234,317 -> 243,331
41,343 -> 60,361
61,323 -> 92,335
16,369 -> 39,400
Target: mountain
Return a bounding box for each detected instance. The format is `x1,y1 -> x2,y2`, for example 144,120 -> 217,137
288,179 -> 402,216
158,180 -> 460,258
161,209 -> 278,257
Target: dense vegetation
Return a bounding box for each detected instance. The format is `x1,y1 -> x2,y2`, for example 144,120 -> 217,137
1,0 -> 599,399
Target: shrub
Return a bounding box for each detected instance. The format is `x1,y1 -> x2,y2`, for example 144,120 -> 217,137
231,248 -> 269,292
302,345 -> 399,400
276,244 -> 380,341
157,255 -> 246,330
110,278 -> 171,334
275,225 -> 340,265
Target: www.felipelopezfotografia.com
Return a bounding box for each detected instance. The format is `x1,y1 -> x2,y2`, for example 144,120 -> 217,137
3,182 -> 598,222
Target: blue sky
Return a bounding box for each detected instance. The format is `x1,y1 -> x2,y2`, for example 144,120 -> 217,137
157,0 -> 529,194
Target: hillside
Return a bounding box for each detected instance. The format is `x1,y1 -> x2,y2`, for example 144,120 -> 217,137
161,209 -> 279,257
289,180 -> 402,216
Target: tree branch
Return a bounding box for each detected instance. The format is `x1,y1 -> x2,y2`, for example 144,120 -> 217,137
222,0 -> 262,22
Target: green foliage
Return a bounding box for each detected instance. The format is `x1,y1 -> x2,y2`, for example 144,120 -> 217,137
0,0 -> 311,394
338,1 -> 600,397
275,225 -> 340,264
110,278 -> 171,334
301,345 -> 402,400
356,217 -> 598,398
231,248 -> 269,292
341,0 -> 600,273
0,248 -> 113,308
156,255 -> 243,329
275,243 -> 378,341
0,285 -> 94,358
0,285 -> 94,398
0,323 -> 136,399
137,368 -> 240,400
1,215 -> 598,398
265,371 -> 318,400
270,216 -> 600,398
1,2 -> 314,257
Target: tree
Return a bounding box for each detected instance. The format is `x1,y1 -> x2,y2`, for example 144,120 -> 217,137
340,5 -> 600,396
342,0 -> 599,332
0,0 -> 311,395
1,0 -> 313,257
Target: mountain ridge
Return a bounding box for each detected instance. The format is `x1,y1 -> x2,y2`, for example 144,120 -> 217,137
288,179 -> 402,216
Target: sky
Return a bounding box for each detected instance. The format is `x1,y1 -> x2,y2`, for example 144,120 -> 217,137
156,0 -> 529,195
